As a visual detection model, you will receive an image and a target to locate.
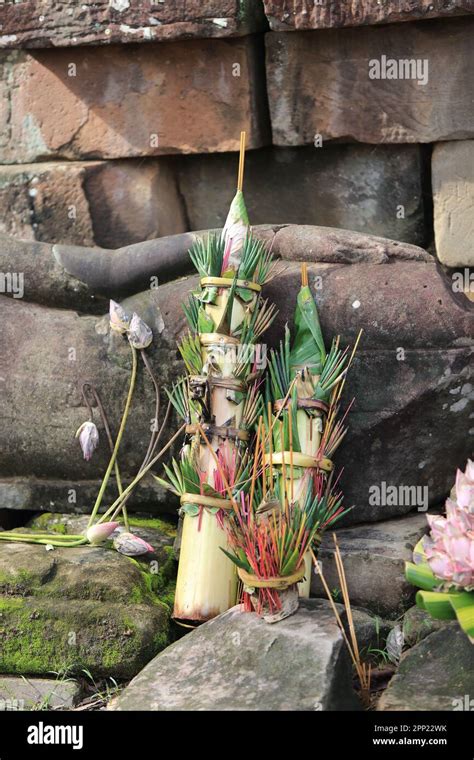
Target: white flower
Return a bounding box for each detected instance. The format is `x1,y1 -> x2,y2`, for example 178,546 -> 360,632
75,421 -> 99,461
128,313 -> 153,349
109,300 -> 131,334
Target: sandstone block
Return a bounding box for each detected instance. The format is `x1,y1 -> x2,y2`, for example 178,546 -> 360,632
263,0 -> 474,30
310,514 -> 429,617
432,140 -> 474,267
177,145 -> 428,244
0,37 -> 269,162
266,20 -> 474,144
0,1 -> 267,48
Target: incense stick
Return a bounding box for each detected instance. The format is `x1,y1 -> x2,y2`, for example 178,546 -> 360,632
237,131 -> 246,192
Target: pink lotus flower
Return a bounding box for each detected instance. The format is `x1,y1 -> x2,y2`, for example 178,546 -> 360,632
86,522 -> 119,545
455,464 -> 474,510
75,421 -> 99,461
422,460 -> 474,591
113,531 -> 154,556
109,300 -> 131,334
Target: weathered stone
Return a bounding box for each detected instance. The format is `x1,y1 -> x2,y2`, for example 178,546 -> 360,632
0,1 -> 267,48
432,141 -> 474,267
311,514 -> 429,617
0,290 -> 181,500
378,624 -> 474,710
113,599 -> 360,710
342,607 -> 394,655
402,604 -> 448,648
0,477 -> 176,516
1,255 -> 472,521
178,145 -> 428,245
268,225 -> 431,263
0,225 -> 430,313
0,596 -> 167,678
0,676 -> 81,710
83,159 -> 187,247
266,20 -> 474,144
0,540 -> 171,677
1,38 -> 269,162
0,160 -> 186,247
0,162 -> 97,245
263,0 -> 474,30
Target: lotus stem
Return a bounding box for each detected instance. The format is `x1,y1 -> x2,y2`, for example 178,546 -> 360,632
97,423 -> 186,524
87,344 -> 137,529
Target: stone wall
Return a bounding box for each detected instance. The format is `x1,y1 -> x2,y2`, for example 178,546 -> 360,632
0,2 -> 473,266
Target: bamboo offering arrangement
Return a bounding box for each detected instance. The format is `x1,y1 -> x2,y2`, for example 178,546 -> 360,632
223,270 -> 362,622
158,132 -> 362,625
155,132 -> 278,624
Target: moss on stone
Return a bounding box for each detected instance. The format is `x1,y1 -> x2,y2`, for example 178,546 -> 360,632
28,513 -> 69,535
0,568 -> 38,596
128,515 -> 177,538
0,596 -> 169,679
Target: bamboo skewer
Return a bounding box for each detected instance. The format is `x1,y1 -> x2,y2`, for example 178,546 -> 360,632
237,131 -> 246,192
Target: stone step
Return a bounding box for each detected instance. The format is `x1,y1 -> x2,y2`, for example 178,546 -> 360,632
0,516 -> 176,677
311,514 -> 429,618
112,599 -> 361,711
0,675 -> 81,710
378,623 -> 474,710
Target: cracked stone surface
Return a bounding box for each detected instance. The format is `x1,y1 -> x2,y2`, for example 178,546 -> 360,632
0,38 -> 270,162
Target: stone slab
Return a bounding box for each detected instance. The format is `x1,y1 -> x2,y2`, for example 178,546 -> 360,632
0,676 -> 81,710
0,37 -> 269,162
177,145 -> 428,245
311,514 -> 429,617
113,599 -> 360,710
263,0 -> 474,30
378,623 -> 474,710
0,1 -> 267,48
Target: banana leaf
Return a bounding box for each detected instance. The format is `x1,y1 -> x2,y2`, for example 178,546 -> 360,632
289,285 -> 326,377
222,190 -> 250,271
406,553 -> 474,643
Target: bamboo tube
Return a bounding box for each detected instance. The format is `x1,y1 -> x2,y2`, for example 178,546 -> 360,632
173,132 -> 257,624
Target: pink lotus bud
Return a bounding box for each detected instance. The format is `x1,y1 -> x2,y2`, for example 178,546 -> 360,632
110,300 -> 131,334
86,521 -> 119,545
455,467 -> 474,510
128,313 -> 153,349
113,531 -> 154,556
75,421 -> 99,461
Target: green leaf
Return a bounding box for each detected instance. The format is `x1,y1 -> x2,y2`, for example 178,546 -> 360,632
198,308 -> 215,333
220,547 -> 250,571
405,561 -> 439,591
290,285 -> 326,377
